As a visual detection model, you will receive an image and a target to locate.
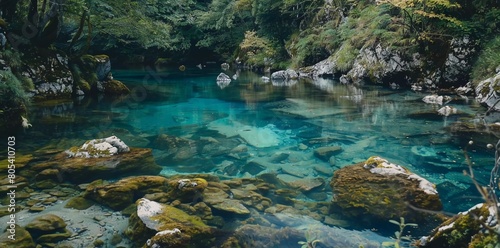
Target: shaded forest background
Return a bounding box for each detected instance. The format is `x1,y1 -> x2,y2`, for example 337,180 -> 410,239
1,0 -> 498,74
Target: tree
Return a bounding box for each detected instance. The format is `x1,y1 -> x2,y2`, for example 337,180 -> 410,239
238,30 -> 275,67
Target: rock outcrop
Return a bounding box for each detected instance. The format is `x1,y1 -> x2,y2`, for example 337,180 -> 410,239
23,49 -> 73,99
475,71 -> 500,111
300,37 -> 476,89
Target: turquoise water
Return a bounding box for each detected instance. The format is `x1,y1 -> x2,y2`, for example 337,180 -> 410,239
16,66 -> 496,244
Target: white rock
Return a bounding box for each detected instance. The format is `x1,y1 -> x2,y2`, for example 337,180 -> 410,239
437,106 -> 458,116
422,95 -> 451,105
66,135 -> 129,158
364,156 -> 438,195
137,198 -> 164,230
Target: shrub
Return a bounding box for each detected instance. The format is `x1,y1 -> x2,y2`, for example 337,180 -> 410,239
471,36 -> 500,82
0,70 -> 31,110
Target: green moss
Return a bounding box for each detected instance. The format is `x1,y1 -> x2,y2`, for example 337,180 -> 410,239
154,205 -> 208,229
65,196 -> 94,210
0,154 -> 32,172
469,232 -> 499,248
334,43 -> 358,72
103,79 -> 130,96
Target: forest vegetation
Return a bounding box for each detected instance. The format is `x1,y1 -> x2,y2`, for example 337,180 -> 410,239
0,0 -> 499,113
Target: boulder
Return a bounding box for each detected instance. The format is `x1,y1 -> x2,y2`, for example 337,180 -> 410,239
166,177 -> 209,203
416,203 -> 498,248
125,198 -> 214,248
84,176 -> 170,210
101,79 -> 130,96
66,136 -> 130,158
33,137 -> 161,183
330,156 -> 442,224
271,69 -> 298,81
299,57 -> 337,78
437,106 -> 458,116
25,214 -> 71,245
216,73 -> 231,82
0,225 -> 35,248
422,95 -> 451,105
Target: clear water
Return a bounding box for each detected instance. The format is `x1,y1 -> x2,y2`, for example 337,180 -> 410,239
15,66 -> 497,244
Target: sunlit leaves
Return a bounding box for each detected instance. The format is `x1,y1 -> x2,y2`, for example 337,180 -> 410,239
239,30 -> 276,66
376,0 -> 463,42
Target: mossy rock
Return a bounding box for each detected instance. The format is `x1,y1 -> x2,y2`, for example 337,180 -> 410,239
416,203 -> 499,248
25,214 -> 67,233
0,225 -> 36,248
103,79 -> 130,96
65,196 -> 94,210
166,178 -> 209,203
84,176 -> 170,210
36,228 -> 72,244
330,156 -> 442,225
0,154 -> 32,173
77,78 -> 91,92
34,147 -> 161,184
24,214 -> 71,245
126,198 -> 214,248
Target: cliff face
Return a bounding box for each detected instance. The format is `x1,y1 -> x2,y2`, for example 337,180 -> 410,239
300,36 -> 477,89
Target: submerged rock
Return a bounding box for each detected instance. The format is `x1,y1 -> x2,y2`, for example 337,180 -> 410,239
126,198 -> 214,248
25,214 -> 71,245
32,136 -> 161,183
0,225 -> 35,248
330,156 -> 442,224
313,146 -> 343,161
84,176 -> 169,210
166,178 -> 209,203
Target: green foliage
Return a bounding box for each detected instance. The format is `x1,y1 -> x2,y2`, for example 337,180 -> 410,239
0,49 -> 34,91
376,0 -> 463,42
238,31 -> 275,67
0,70 -> 30,112
288,25 -> 340,68
333,43 -> 358,72
195,0 -> 254,60
341,5 -> 413,50
89,1 -> 179,50
471,36 -> 500,82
